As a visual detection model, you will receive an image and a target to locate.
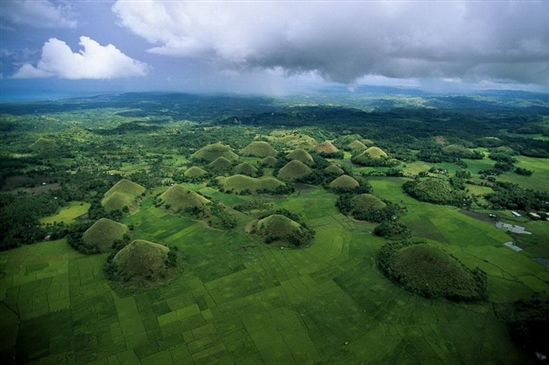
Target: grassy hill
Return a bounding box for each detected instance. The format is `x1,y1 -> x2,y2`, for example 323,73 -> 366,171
363,146 -> 388,158
277,160 -> 313,181
191,142 -> 239,163
240,141 -> 278,157
102,179 -> 145,212
403,177 -> 466,206
352,146 -> 391,166
351,193 -> 387,211
252,214 -> 314,246
30,137 -> 56,152
442,144 -> 480,158
324,164 -> 345,175
416,178 -> 453,195
208,156 -> 234,171
218,175 -> 285,194
259,156 -> 278,168
334,134 -> 365,147
329,175 -> 359,189
313,141 -> 339,153
377,242 -> 487,301
184,166 -> 208,178
158,184 -> 210,211
104,179 -> 146,199
347,140 -> 367,152
82,218 -> 129,253
111,240 -> 172,282
102,192 -> 134,213
286,149 -> 314,165
233,162 -> 259,177
478,136 -> 504,147
268,130 -> 317,149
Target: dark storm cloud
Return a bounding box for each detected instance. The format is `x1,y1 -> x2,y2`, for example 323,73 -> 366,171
112,0 -> 549,85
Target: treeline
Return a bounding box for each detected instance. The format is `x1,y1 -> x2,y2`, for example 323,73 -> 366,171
0,192 -> 63,250
484,182 -> 549,211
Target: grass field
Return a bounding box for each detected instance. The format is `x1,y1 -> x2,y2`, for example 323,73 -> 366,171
498,156 -> 549,191
40,201 -> 91,224
2,177 -> 548,364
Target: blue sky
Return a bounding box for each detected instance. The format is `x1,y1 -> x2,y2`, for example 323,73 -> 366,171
1,0 -> 548,101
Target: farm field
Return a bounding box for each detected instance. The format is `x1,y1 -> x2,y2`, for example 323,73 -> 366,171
1,92 -> 549,364
2,181 -> 548,364
40,201 -> 91,224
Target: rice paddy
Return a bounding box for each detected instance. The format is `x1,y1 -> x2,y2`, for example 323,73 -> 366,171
2,177 -> 546,364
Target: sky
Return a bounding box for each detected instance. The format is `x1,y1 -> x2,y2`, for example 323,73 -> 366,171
1,0 -> 549,101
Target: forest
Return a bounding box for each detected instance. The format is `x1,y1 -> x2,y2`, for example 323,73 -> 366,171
0,90 -> 548,365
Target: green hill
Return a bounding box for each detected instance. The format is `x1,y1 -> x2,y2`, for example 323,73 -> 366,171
313,141 -> 339,153
324,164 -> 344,175
337,193 -> 395,222
159,184 -> 210,211
377,242 -> 487,301
101,191 -> 134,213
352,146 -> 391,166
184,166 -> 208,178
363,146 -> 388,158
104,179 -> 146,198
101,179 -> 145,212
270,131 -> 316,149
329,175 -> 359,189
334,134 -> 364,147
191,142 -> 239,163
494,146 -> 517,154
351,193 -> 387,211
442,144 -> 478,158
277,160 -> 313,181
240,141 -> 278,157
30,137 -> 57,152
252,214 -> 314,246
478,137 -> 504,147
82,218 -> 129,253
286,149 -> 314,165
208,156 -> 234,171
259,156 -> 278,168
218,175 -> 285,194
403,177 -> 466,206
347,140 -> 367,152
111,240 -> 171,281
416,178 -> 453,195
233,162 -> 259,177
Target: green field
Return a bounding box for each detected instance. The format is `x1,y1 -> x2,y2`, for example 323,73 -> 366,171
40,201 -> 91,224
2,180 -> 547,364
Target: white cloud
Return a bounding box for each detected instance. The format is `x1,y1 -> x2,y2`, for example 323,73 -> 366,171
112,0 -> 549,85
12,64 -> 52,78
12,36 -> 150,79
1,0 -> 77,28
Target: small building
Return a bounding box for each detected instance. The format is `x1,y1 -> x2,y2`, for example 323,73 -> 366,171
511,211 -> 521,217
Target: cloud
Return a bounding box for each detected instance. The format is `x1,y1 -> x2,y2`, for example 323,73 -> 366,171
112,0 -> 549,85
1,0 -> 77,28
12,36 -> 149,79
